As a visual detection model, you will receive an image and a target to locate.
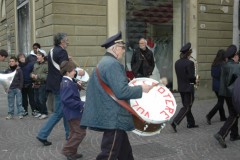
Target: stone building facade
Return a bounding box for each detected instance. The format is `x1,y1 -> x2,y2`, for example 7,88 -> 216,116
0,0 -> 237,99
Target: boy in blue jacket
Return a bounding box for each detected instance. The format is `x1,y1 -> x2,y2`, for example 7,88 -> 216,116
60,61 -> 86,160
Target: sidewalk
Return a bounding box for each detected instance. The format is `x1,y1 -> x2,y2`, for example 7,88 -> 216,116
0,87 -> 240,160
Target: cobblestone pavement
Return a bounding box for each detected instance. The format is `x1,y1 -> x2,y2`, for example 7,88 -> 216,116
0,87 -> 240,160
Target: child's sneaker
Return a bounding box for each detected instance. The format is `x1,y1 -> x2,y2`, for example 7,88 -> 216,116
39,114 -> 48,120
34,113 -> 41,118
32,110 -> 38,116
6,114 -> 13,120
19,115 -> 23,119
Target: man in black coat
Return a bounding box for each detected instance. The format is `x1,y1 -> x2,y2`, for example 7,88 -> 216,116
214,44 -> 240,148
131,38 -> 155,78
171,42 -> 198,132
233,77 -> 240,113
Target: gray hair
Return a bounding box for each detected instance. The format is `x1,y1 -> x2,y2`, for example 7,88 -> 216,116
139,38 -> 147,44
106,45 -> 115,54
53,33 -> 67,46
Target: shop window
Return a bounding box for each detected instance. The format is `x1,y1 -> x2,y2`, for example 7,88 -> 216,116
17,0 -> 30,55
126,0 -> 174,90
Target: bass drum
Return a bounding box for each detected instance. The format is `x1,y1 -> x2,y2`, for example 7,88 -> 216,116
129,78 -> 177,136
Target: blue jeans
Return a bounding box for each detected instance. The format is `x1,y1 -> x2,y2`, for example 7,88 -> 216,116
7,88 -> 24,115
34,85 -> 48,114
37,93 -> 69,140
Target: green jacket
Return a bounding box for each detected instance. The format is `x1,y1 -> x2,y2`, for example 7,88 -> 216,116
32,60 -> 48,83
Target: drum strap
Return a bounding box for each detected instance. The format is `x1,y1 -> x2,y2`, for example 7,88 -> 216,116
96,67 -> 145,123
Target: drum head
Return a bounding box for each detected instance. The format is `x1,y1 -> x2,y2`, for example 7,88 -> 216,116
76,67 -> 89,82
129,78 -> 177,124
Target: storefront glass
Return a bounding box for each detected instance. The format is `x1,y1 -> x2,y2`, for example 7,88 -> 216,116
125,0 -> 181,90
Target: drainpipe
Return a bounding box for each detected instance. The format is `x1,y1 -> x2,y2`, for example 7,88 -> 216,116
233,0 -> 239,49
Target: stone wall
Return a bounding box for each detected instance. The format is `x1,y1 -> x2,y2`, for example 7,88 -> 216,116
35,0 -> 107,73
0,0 -> 14,69
197,0 -> 233,99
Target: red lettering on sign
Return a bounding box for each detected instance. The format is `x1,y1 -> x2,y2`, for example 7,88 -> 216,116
165,99 -> 174,106
144,111 -> 150,118
158,87 -> 165,94
163,93 -> 172,99
137,107 -> 145,114
160,111 -> 170,119
132,101 -> 139,108
165,106 -> 175,114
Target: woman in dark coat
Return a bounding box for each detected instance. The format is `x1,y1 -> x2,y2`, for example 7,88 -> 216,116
206,49 -> 227,124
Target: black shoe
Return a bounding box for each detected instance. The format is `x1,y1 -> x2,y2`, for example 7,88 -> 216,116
187,124 -> 199,128
230,135 -> 240,141
206,116 -> 211,125
23,111 -> 28,117
220,118 -> 227,121
36,137 -> 52,146
214,133 -> 227,148
170,122 -> 177,132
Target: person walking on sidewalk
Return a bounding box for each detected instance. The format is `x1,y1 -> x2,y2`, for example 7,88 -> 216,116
170,42 -> 199,132
80,32 -> 153,160
206,49 -> 227,125
36,33 -> 70,146
214,44 -> 240,148
36,33 -> 85,146
60,61 -> 86,160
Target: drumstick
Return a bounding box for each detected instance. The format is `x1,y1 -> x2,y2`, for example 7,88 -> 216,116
83,57 -> 89,70
68,54 -> 80,67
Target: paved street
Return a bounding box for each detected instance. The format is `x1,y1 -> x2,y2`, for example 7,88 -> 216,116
0,87 -> 240,160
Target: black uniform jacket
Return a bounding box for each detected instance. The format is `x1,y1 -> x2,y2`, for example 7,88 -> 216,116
219,59 -> 240,97
232,76 -> 240,113
175,58 -> 196,92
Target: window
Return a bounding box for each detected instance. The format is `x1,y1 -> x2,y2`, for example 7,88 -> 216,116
17,0 -> 30,55
126,0 -> 175,90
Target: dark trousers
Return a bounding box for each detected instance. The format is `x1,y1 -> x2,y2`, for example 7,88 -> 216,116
218,97 -> 239,139
173,92 -> 196,126
96,129 -> 134,160
34,84 -> 48,114
207,91 -> 226,120
62,119 -> 86,156
22,84 -> 36,112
